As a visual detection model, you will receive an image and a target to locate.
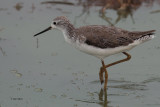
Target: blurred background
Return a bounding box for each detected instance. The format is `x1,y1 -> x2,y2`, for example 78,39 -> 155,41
0,0 -> 160,107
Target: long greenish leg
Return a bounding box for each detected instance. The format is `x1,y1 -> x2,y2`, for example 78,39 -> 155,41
99,52 -> 131,89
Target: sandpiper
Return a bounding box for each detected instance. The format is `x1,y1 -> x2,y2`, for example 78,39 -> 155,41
34,16 -> 155,90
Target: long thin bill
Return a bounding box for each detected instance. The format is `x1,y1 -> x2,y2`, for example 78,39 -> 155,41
33,26 -> 52,37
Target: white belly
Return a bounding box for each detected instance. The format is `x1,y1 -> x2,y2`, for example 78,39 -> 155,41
74,40 -> 142,59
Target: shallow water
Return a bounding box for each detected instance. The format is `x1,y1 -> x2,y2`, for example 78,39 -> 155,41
0,0 -> 160,107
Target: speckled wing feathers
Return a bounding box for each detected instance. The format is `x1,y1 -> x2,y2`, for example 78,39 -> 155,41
76,25 -> 155,49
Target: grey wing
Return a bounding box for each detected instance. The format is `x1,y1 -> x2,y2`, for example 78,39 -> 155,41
84,28 -> 134,49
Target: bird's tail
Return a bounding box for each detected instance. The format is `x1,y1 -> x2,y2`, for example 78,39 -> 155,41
129,30 -> 155,43
137,33 -> 155,42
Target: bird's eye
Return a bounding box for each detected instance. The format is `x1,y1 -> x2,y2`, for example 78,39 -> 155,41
53,22 -> 56,25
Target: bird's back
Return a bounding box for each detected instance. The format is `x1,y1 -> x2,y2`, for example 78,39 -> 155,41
76,25 -> 155,49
